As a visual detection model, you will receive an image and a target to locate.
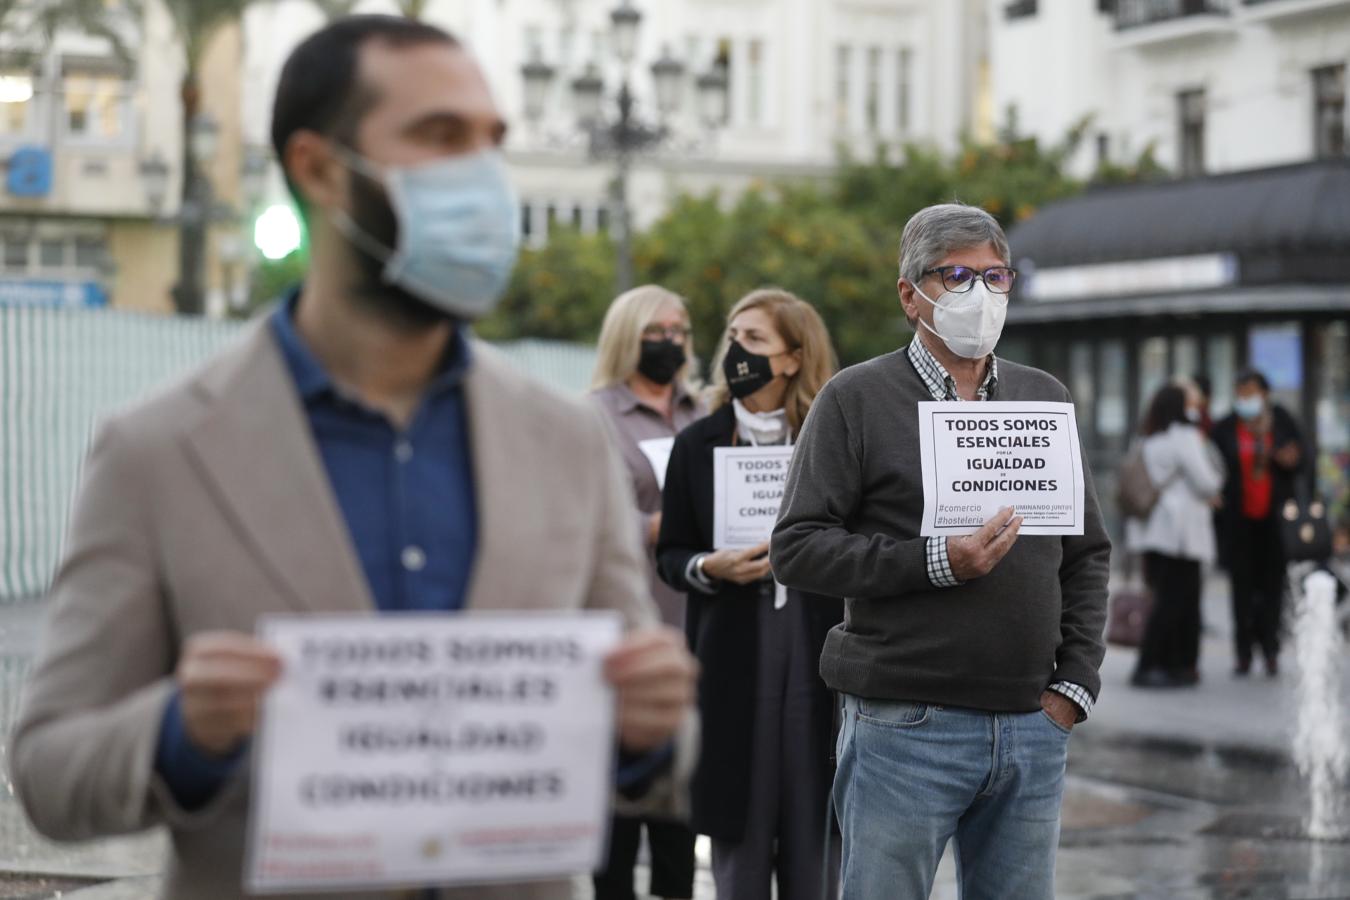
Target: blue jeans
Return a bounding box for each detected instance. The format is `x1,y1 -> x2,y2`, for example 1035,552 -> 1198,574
834,694 -> 1070,900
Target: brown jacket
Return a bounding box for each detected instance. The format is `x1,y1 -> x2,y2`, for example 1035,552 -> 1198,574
10,323 -> 691,899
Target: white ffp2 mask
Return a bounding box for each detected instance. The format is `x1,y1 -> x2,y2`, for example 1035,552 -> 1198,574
913,280 -> 1007,359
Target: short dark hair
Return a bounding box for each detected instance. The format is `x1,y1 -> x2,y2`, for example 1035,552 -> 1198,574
1191,373 -> 1212,399
1236,368 -> 1270,393
270,15 -> 459,206
1141,384 -> 1189,437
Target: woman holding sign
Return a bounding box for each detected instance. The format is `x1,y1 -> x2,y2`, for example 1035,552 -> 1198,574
590,285 -> 703,900
657,289 -> 842,900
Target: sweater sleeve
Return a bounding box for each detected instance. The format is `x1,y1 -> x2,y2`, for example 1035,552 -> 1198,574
772,384 -> 934,599
1052,384 -> 1112,698
656,431 -> 704,593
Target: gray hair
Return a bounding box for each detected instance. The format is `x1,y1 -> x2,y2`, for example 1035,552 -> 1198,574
897,203 -> 1010,285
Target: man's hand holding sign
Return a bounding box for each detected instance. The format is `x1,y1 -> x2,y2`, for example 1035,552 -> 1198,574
178,626 -> 694,761
946,506 -> 1023,582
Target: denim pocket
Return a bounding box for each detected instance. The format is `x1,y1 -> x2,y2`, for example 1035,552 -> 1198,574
1038,708 -> 1073,736
856,698 -> 933,729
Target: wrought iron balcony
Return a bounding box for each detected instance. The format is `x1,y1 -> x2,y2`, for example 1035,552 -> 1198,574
1114,0 -> 1233,29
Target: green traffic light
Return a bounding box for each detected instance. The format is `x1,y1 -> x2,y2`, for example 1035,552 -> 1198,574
254,204 -> 302,260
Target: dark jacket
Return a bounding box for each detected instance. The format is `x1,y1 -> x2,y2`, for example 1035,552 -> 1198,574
1211,405 -> 1305,561
656,404 -> 843,842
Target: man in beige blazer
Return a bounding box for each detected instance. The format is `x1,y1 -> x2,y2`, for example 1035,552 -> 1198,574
10,15 -> 697,899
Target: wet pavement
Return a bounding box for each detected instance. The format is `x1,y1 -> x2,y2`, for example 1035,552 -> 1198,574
0,586 -> 1347,899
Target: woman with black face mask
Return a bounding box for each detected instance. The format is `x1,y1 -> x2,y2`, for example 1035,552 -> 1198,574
589,285 -> 702,900
657,289 -> 843,900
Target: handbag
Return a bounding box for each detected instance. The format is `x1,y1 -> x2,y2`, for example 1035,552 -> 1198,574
1106,555 -> 1154,647
1116,441 -> 1160,519
1278,485 -> 1333,563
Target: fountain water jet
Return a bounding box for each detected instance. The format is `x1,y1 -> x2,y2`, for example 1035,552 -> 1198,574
1291,569 -> 1349,841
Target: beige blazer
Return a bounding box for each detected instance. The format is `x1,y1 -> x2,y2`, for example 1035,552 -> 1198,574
10,323 -> 689,899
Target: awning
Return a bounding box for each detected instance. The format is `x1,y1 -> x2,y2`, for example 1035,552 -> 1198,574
1007,159 -> 1350,269
1005,285 -> 1350,325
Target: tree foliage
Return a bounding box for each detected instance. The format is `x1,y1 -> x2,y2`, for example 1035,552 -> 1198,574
494,121 -> 1125,367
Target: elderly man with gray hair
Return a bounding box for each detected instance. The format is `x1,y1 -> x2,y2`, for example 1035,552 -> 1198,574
771,203 -> 1110,899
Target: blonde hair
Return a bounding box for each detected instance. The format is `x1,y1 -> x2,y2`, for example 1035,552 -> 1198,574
590,285 -> 698,391
707,288 -> 838,433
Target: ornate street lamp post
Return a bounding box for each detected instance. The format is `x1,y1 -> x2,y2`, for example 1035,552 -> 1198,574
520,1 -> 728,293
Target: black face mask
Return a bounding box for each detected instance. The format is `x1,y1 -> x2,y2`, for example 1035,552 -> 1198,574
637,339 -> 686,386
722,340 -> 778,400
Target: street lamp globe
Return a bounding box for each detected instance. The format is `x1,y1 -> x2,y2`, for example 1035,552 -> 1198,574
520,51 -> 556,124
138,153 -> 170,215
609,1 -> 641,65
696,66 -> 730,128
571,63 -> 605,126
650,45 -> 685,118
241,147 -> 270,210
190,113 -> 220,165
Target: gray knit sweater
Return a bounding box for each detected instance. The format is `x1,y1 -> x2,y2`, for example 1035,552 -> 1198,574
770,347 -> 1111,712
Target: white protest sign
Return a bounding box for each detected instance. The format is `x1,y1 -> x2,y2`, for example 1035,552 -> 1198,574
246,612 -> 622,894
712,445 -> 794,549
637,437 -> 676,490
918,401 -> 1085,537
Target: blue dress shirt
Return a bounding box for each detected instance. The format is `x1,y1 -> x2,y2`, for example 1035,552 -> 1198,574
154,294 -> 668,811
155,294 -> 477,807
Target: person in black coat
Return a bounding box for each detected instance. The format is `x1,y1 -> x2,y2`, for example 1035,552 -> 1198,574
657,289 -> 843,900
1210,368 -> 1306,676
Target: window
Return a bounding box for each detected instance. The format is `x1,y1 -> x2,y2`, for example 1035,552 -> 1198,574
520,203 -> 533,241
39,239 -> 66,269
896,48 -> 911,134
1177,88 -> 1205,177
74,236 -> 105,270
1313,64 -> 1346,159
1097,340 -> 1128,442
570,204 -> 583,229
1005,0 -> 1038,19
835,45 -> 851,129
596,204 -> 609,233
1172,336 -> 1200,382
714,38 -> 732,125
1206,333 -> 1236,416
2,234 -> 30,272
0,71 -> 35,137
1096,133 -> 1110,167
865,47 -> 882,133
1137,336 -> 1169,409
1069,342 -> 1095,422
64,71 -> 125,141
747,39 -> 764,126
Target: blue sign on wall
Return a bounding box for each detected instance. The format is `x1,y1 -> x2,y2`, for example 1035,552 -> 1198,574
6,146 -> 53,198
0,278 -> 108,308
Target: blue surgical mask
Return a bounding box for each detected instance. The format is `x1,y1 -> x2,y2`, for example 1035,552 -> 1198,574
1234,396 -> 1265,421
331,147 -> 520,321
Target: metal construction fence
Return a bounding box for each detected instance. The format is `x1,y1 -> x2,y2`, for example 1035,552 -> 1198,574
0,305 -> 595,602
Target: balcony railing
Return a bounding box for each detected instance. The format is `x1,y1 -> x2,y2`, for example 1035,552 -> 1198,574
1115,0 -> 1233,29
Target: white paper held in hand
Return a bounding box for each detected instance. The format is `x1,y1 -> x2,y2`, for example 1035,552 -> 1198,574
245,611 -> 622,894
917,400 -> 1086,537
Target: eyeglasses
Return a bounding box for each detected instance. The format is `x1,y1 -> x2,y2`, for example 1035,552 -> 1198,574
642,325 -> 693,342
921,265 -> 1018,295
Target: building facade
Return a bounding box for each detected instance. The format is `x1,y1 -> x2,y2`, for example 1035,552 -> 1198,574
991,0 -> 1350,178
241,0 -> 987,247
0,2 -> 251,315
993,1 -> 1350,535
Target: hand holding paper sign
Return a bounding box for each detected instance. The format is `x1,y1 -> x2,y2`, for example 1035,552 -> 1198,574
946,507 -> 1024,582
604,625 -> 699,752
178,631 -> 283,757
700,541 -> 772,585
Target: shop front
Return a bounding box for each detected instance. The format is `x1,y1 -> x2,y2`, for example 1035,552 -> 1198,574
1003,160 -> 1350,538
